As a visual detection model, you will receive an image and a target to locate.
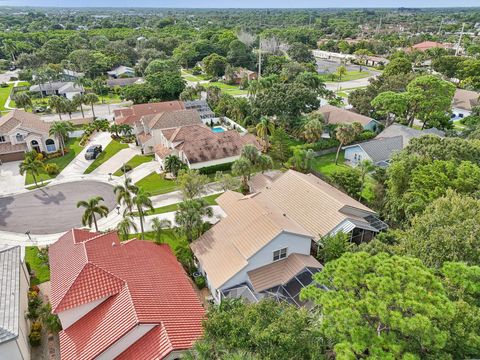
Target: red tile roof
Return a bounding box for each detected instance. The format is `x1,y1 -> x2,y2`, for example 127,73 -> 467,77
49,229 -> 205,360
114,101 -> 185,126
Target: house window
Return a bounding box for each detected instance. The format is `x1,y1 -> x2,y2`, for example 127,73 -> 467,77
45,139 -> 56,152
0,135 -> 5,143
273,248 -> 287,262
16,133 -> 24,142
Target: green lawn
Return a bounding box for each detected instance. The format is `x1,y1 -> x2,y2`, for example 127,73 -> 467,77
203,82 -> 248,96
25,138 -> 83,185
320,70 -> 371,83
84,140 -> 129,174
127,229 -> 188,252
113,154 -> 154,176
98,93 -> 122,104
135,172 -> 178,196
25,247 -> 50,286
137,193 -> 221,216
311,151 -> 348,177
0,83 -> 13,112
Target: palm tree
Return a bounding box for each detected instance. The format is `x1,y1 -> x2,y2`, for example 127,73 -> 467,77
302,118 -> 323,143
113,177 -> 138,212
334,125 -> 356,165
164,155 -> 184,177
232,157 -> 253,193
240,144 -> 260,164
132,188 -> 154,239
72,94 -> 85,118
48,95 -> 65,120
175,199 -> 213,242
76,196 -> 109,232
255,117 -> 275,151
151,218 -> 172,244
13,93 -> 32,110
116,212 -> 138,241
19,156 -> 44,188
49,121 -> 74,156
83,93 -> 99,119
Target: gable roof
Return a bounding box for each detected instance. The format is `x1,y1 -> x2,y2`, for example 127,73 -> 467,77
317,104 -> 375,126
0,109 -> 50,135
148,109 -> 202,130
411,41 -> 448,51
0,246 -> 21,345
162,125 -> 261,164
106,77 -> 142,87
453,88 -> 480,111
191,191 -> 313,290
49,229 -> 204,359
29,82 -> 83,93
344,136 -> 404,163
114,101 -> 185,125
107,65 -> 135,76
377,123 -> 444,146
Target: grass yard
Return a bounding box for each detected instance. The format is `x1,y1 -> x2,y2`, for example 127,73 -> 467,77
137,193 -> 222,216
25,247 -> 50,286
25,138 -> 83,185
0,83 -> 13,111
311,151 -> 348,177
320,70 -> 371,83
127,229 -> 188,252
203,82 -> 248,96
135,172 -> 178,196
84,140 -> 129,174
98,93 -> 122,104
113,154 -> 154,176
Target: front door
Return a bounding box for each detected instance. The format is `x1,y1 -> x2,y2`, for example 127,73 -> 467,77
30,140 -> 41,153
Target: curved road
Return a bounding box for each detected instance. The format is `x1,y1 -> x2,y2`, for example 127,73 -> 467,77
0,181 -> 116,234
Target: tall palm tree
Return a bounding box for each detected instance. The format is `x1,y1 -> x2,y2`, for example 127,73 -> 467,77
83,93 -> 99,119
116,211 -> 138,241
334,125 -> 356,165
164,155 -> 184,177
255,117 -> 275,151
302,118 -> 323,143
132,188 -> 154,239
48,95 -> 65,120
72,93 -> 85,118
151,218 -> 172,244
19,156 -> 43,188
13,93 -> 32,110
232,157 -> 253,193
76,196 -> 109,232
113,177 -> 138,212
49,121 -> 74,156
175,199 -> 213,242
240,144 -> 260,164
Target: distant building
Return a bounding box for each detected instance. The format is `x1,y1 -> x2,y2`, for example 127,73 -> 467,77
317,104 -> 380,132
106,77 -> 143,88
29,81 -> 84,100
224,68 -> 257,85
0,246 -> 30,360
62,69 -> 84,81
107,65 -> 136,79
452,89 -> 480,119
406,41 -> 452,52
114,101 -> 186,126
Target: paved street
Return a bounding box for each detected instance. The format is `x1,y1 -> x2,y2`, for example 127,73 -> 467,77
0,181 -> 116,234
40,102 -> 131,122
0,161 -> 25,195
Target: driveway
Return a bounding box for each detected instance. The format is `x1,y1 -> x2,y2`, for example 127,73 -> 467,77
93,147 -> 140,175
0,181 -> 116,234
0,161 -> 25,196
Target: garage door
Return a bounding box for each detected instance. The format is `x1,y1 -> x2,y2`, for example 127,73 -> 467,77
0,151 -> 25,162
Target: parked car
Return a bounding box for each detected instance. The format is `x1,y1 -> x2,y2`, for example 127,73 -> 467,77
85,144 -> 102,160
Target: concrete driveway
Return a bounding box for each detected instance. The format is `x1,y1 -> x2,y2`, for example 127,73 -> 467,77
0,161 -> 25,196
0,181 -> 116,234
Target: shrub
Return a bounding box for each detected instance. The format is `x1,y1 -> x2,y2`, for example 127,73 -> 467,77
44,163 -> 59,175
355,130 -> 376,142
120,164 -> 133,174
198,162 -> 233,175
330,168 -> 362,199
31,321 -> 42,332
294,138 -> 339,151
29,330 -> 42,347
195,275 -> 206,289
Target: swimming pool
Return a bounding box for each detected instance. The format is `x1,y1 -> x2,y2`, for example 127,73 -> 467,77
212,126 -> 227,133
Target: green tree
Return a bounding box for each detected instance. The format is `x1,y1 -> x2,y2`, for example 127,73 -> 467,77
255,116 -> 275,151
335,65 -> 347,82
13,92 -> 32,110
151,217 -> 172,244
371,91 -> 408,126
232,156 -> 253,193
83,93 -> 99,118
269,127 -> 291,163
382,57 -> 412,77
317,232 -> 352,263
288,42 -> 315,64
203,53 -> 228,77
215,171 -> 240,191
19,155 -> 43,188
164,155 -> 185,177
175,198 -> 213,242
116,212 -> 138,241
353,48 -> 373,72
287,147 -> 314,173
48,95 -> 65,120
334,124 -> 358,164
301,116 -> 323,143
302,252 -> 455,359
357,160 -> 374,201
331,168 -> 362,198
72,93 -> 85,118
132,188 -> 154,239
176,168 -> 209,200
49,121 -> 74,156
113,177 -> 138,213
76,196 -> 109,232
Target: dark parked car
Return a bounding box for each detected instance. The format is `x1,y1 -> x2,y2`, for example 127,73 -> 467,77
85,144 -> 102,160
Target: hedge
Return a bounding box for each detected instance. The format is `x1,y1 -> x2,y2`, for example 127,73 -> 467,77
198,162 -> 233,175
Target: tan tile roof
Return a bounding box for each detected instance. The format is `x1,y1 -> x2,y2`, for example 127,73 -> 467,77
255,170 -> 376,239
317,104 -> 374,126
114,101 -> 185,125
247,253 -> 322,292
453,89 -> 480,111
148,109 -> 202,130
0,109 -> 50,135
136,132 -> 152,145
0,142 -> 27,154
164,125 -> 261,164
154,144 -> 173,159
191,191 -> 313,290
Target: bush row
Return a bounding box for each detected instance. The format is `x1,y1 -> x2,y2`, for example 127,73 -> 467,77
198,162 -> 233,175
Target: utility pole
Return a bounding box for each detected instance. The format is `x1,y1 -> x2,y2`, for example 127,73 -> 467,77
455,23 -> 465,56
438,17 -> 444,35
258,36 -> 262,79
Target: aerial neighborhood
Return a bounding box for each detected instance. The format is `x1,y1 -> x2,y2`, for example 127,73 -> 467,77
1,5 -> 480,360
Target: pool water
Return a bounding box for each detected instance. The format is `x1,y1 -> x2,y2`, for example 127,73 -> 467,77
212,126 -> 226,133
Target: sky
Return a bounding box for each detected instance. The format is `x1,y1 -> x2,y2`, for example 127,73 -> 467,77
0,0 -> 479,8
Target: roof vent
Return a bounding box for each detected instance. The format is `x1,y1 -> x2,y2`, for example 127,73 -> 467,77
112,242 -> 116,247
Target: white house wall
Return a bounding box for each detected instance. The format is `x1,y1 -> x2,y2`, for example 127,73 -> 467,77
189,155 -> 241,169
344,146 -> 371,167
58,296 -> 109,329
0,340 -> 24,360
96,324 -> 155,360
452,107 -> 471,119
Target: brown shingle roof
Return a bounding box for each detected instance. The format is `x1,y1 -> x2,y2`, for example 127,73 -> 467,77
453,89 -> 480,111
148,109 -> 202,130
317,104 -> 374,126
154,144 -> 173,159
0,142 -> 27,154
114,101 -> 185,125
247,253 -> 322,292
0,109 -> 50,134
